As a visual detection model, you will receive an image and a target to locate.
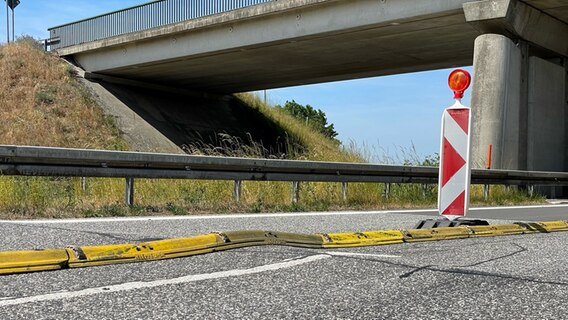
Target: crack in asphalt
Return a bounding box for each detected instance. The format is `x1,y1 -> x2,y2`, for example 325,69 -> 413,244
8,223 -> 164,243
457,243 -> 528,268
297,245 -> 568,287
429,267 -> 568,286
399,265 -> 433,279
332,254 -> 568,286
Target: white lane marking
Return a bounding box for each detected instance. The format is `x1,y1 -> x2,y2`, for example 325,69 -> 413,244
1,204 -> 566,224
325,252 -> 401,259
0,210 -> 435,224
469,204 -> 568,211
0,254 -> 330,307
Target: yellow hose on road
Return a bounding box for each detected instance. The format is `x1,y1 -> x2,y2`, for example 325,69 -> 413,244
1,220 -> 567,275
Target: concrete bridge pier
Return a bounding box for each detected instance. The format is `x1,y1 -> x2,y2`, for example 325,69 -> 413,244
469,34 -> 566,197
470,33 -> 527,171
465,0 -> 568,198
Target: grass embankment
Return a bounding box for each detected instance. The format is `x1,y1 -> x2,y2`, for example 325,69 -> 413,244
0,40 -> 544,219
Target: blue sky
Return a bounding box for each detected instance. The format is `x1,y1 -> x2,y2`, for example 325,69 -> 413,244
2,0 -> 472,162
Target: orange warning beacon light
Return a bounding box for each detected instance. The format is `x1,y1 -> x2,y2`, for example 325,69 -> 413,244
448,69 -> 471,99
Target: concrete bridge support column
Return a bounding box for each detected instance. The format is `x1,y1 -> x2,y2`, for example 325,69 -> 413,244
470,34 -> 567,197
465,0 -> 568,198
470,34 -> 526,171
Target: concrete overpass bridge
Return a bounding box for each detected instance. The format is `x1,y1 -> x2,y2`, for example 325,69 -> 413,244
49,0 -> 568,195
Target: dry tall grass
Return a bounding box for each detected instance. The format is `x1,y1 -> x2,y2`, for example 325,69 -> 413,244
0,39 -> 126,150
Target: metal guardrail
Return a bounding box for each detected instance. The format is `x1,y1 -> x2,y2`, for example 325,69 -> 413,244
38,37 -> 60,51
1,145 -> 567,205
48,0 -> 273,50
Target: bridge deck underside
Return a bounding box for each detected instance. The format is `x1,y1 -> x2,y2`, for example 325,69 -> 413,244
525,0 -> 568,24
67,0 -> 479,95
87,15 -> 477,93
59,0 -> 567,93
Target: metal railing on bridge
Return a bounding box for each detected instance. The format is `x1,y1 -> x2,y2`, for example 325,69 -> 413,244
48,0 -> 273,50
1,145 -> 567,206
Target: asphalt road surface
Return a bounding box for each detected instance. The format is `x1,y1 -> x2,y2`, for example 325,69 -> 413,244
1,204 -> 568,320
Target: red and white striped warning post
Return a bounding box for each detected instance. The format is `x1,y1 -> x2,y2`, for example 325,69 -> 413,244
438,69 -> 472,220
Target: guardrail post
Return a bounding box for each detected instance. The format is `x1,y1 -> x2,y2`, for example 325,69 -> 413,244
125,177 -> 134,206
233,180 -> 242,204
341,182 -> 348,202
484,145 -> 492,202
81,177 -> 87,192
528,185 -> 534,198
383,183 -> 391,201
421,184 -> 427,199
292,181 -> 300,204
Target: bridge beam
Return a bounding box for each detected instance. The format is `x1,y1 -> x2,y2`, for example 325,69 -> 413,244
463,0 -> 568,57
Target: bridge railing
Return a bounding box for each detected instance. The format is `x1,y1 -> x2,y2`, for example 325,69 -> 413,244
1,145 -> 567,206
48,0 -> 272,50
